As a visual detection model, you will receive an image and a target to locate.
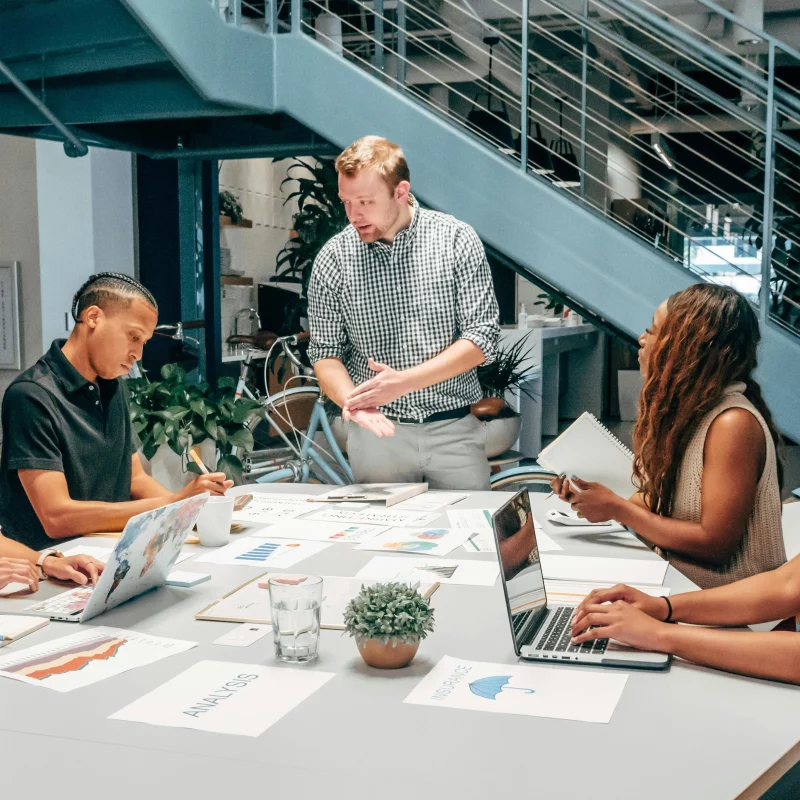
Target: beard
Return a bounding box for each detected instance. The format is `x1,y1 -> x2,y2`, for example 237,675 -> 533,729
355,205 -> 401,243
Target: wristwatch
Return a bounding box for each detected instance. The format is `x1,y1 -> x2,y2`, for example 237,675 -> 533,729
36,549 -> 64,575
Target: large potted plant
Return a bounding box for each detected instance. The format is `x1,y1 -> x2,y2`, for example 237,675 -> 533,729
127,364 -> 262,488
273,157 -> 348,331
473,335 -> 537,457
343,582 -> 435,669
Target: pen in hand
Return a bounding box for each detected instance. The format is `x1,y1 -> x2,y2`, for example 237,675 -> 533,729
545,472 -> 566,500
188,449 -> 210,474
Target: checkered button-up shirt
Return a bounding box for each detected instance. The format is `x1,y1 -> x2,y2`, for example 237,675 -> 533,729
308,196 -> 500,420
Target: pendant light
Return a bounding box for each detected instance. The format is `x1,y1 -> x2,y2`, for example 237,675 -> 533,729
524,79 -> 555,175
467,34 -> 516,153
550,98 -> 581,188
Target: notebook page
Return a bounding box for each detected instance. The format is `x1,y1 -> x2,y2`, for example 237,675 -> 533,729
537,412 -> 636,499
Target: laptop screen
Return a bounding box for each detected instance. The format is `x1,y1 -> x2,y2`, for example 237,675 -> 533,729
492,489 -> 548,652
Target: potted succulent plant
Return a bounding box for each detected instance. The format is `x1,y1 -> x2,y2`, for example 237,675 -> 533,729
343,582 -> 435,669
473,335 -> 537,457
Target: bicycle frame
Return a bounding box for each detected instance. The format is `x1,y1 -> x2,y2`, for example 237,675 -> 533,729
232,350 -> 353,485
255,398 -> 353,485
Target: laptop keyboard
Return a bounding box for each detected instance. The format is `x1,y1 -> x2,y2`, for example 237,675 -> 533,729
534,606 -> 608,656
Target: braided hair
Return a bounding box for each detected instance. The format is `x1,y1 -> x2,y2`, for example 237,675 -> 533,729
71,273 -> 158,323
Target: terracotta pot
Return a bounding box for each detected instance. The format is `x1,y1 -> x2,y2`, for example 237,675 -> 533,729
471,396 -> 508,419
357,637 -> 420,669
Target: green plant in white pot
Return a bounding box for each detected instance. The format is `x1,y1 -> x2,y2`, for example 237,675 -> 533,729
473,335 -> 537,458
343,582 -> 435,669
127,363 -> 262,488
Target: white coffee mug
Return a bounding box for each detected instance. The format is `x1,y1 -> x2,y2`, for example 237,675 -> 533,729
196,496 -> 234,547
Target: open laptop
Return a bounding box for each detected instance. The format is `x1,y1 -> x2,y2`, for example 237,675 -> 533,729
492,489 -> 670,670
18,494 -> 208,623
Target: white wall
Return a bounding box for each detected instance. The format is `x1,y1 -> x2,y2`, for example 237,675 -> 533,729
90,147 -> 135,276
35,141 -> 134,346
0,135 -> 42,407
218,157 -> 301,340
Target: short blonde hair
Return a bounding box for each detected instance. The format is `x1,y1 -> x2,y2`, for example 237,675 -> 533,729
335,136 -> 410,193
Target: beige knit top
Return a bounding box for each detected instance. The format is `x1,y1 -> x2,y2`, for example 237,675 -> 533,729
655,383 -> 786,589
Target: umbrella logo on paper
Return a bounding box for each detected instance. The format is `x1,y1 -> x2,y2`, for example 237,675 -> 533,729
469,676 -> 536,701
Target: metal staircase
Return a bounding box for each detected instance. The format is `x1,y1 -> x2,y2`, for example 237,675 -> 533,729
0,0 -> 799,438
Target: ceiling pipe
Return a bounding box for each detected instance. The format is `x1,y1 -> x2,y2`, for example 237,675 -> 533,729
0,57 -> 88,157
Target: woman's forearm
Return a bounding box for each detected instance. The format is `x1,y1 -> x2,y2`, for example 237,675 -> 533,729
670,562 -> 800,626
659,625 -> 800,684
614,499 -> 735,565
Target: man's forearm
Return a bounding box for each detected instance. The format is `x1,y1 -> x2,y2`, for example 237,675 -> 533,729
131,472 -> 173,500
402,339 -> 485,394
314,358 -> 356,407
43,497 -> 175,538
0,534 -> 40,564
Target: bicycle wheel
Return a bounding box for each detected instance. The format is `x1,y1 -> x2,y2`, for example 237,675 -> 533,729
248,387 -> 320,451
491,466 -> 558,494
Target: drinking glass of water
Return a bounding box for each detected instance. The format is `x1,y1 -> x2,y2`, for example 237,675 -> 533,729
267,575 -> 322,663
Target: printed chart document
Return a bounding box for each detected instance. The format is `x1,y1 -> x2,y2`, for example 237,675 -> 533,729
110,660 -> 334,737
447,508 -> 493,533
539,554 -> 668,585
355,527 -> 474,557
305,506 -> 437,529
231,494 -> 314,525
404,655 -> 628,724
0,627 -> 196,692
537,412 -> 636,498
197,573 -> 438,629
195,538 -> 331,569
250,520 -> 388,544
356,556 -> 499,587
0,616 -> 48,647
391,492 -> 467,512
309,483 -> 427,506
544,580 -> 670,605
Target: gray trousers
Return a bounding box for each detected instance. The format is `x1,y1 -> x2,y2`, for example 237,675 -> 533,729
346,413 -> 490,491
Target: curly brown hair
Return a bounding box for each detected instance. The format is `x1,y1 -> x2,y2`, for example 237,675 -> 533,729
632,284 -> 783,515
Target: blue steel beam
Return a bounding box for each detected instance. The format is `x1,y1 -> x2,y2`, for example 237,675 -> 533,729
0,41 -> 168,87
0,0 -> 146,61
0,74 -> 241,127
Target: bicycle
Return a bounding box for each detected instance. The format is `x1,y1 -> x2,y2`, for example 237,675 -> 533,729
230,333 -> 557,493
231,333 -> 353,485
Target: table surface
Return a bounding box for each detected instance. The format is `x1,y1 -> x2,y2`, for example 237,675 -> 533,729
1,485 -> 798,800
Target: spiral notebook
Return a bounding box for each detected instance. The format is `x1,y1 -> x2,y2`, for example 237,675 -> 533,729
537,413 -> 636,499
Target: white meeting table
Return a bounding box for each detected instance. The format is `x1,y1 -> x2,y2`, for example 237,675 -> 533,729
0,484 -> 798,800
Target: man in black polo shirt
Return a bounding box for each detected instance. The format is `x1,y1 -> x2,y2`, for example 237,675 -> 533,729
0,273 -> 231,552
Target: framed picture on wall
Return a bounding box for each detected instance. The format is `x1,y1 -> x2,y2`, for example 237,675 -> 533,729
0,261 -> 22,370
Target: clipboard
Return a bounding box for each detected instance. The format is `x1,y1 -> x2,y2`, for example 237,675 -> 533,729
196,572 -> 439,630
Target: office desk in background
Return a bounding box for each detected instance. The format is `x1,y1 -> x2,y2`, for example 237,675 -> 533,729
0,485 -> 797,800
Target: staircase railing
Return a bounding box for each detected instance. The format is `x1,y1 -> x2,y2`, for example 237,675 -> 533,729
211,0 -> 800,338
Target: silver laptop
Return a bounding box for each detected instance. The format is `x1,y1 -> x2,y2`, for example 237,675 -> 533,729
492,489 -> 670,670
18,494 -> 209,623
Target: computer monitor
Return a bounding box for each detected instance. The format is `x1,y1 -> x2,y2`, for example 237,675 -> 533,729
258,283 -> 302,335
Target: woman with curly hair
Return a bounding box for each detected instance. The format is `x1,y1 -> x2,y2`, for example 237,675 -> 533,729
552,283 -> 786,588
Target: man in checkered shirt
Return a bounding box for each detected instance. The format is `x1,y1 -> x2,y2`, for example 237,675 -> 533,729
308,136 -> 500,490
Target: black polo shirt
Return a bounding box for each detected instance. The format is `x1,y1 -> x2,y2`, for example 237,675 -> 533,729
0,339 -> 133,551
